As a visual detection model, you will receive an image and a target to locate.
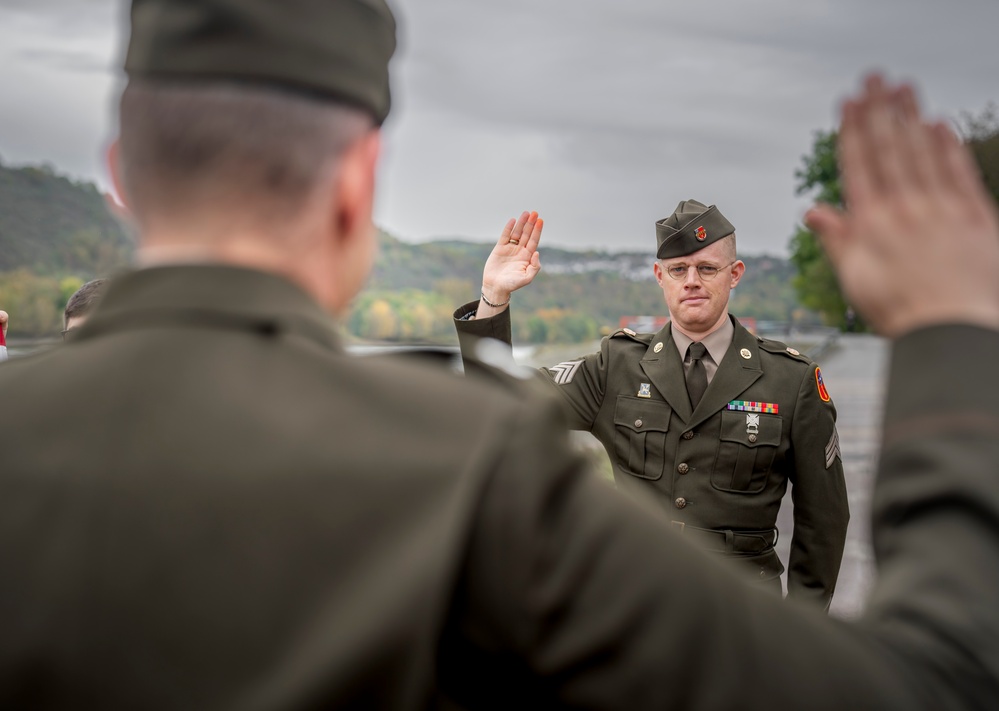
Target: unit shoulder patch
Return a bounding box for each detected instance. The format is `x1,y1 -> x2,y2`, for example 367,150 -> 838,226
815,366 -> 832,402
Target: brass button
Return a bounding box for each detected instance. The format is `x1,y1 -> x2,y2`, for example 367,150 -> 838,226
675,497 -> 687,509
748,434 -> 758,443
635,419 -> 643,428
677,462 -> 689,475
682,431 -> 694,440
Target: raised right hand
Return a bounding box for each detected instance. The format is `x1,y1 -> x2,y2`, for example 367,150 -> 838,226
480,211 -> 544,308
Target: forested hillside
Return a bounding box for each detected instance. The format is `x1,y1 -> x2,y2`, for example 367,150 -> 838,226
0,161 -> 134,335
353,232 -> 805,344
0,160 -> 807,341
0,161 -> 133,275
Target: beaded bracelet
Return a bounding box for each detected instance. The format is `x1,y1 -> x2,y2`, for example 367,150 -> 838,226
480,291 -> 510,308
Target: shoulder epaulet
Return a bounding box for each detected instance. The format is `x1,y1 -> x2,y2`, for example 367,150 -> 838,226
610,328 -> 654,345
465,338 -> 537,382
756,337 -> 812,363
371,345 -> 463,372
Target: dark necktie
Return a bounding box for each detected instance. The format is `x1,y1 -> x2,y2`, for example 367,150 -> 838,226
686,342 -> 709,409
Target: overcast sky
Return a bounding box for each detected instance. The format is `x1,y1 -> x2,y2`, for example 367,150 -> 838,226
0,0 -> 996,255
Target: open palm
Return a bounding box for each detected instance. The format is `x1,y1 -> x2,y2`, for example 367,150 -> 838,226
481,211 -> 544,301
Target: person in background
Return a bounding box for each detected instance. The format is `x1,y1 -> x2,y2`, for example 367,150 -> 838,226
0,278 -> 108,356
0,310 -> 7,361
62,278 -> 108,337
455,201 -> 849,607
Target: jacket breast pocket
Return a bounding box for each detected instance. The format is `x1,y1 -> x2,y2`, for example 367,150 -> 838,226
613,396 -> 671,481
711,410 -> 782,493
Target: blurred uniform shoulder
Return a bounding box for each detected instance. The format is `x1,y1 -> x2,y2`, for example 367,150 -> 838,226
365,341 -> 550,407
456,338 -> 563,404
369,345 -> 463,372
364,343 -> 572,454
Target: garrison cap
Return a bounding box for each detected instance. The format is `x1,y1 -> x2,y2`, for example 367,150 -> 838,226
655,199 -> 735,259
124,0 -> 397,125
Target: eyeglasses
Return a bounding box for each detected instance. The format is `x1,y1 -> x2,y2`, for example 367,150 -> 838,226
663,261 -> 735,281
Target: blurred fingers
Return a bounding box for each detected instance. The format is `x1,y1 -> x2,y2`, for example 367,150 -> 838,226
805,204 -> 848,267
895,84 -> 942,191
839,99 -> 874,210
936,123 -> 999,224
862,75 -> 909,195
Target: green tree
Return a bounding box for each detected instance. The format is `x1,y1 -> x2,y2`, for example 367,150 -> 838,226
59,276 -> 85,308
788,131 -> 855,329
364,298 -> 398,340
0,163 -> 134,275
791,108 -> 999,331
0,269 -> 64,336
962,103 -> 999,205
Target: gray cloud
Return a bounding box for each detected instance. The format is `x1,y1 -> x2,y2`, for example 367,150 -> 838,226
382,0 -> 999,253
0,0 -> 119,35
17,48 -> 111,74
0,0 -> 996,256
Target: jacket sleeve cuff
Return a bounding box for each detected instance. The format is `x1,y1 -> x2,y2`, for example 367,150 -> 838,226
453,300 -> 513,347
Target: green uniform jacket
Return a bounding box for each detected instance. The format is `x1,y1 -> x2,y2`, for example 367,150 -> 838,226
3,266 -> 999,709
455,303 -> 849,607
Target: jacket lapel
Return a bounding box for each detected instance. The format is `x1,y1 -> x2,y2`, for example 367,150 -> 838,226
640,324 -> 693,422
687,319 -> 763,430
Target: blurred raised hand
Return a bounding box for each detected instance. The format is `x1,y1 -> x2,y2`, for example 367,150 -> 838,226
806,75 -> 999,337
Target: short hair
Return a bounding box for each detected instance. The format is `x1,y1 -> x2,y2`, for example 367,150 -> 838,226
64,279 -> 108,328
117,80 -> 374,228
719,233 -> 738,262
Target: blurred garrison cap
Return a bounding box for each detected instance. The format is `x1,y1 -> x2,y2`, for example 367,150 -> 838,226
655,199 -> 736,259
124,0 -> 397,124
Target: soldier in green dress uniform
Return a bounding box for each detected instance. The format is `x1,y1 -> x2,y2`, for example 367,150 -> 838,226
455,201 -> 849,607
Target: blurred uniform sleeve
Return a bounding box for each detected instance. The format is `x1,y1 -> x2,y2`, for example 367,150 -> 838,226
439,324 -> 999,710
453,301 -> 607,430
